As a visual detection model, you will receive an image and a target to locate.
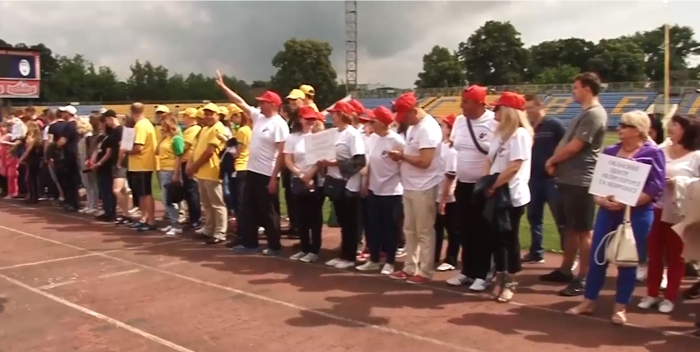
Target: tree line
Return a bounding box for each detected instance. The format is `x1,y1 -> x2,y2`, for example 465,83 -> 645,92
1,21 -> 699,106
414,21 -> 700,88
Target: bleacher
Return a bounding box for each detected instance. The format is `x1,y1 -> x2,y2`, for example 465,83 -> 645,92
543,92 -> 656,127
678,92 -> 700,115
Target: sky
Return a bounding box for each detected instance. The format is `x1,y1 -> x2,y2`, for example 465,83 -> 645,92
0,1 -> 697,88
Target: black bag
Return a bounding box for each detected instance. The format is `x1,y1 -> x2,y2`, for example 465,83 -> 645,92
323,175 -> 347,199
164,182 -> 184,205
290,177 -> 311,195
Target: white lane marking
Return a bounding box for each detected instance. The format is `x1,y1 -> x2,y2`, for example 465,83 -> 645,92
0,208 -> 483,352
38,269 -> 143,290
0,273 -> 196,352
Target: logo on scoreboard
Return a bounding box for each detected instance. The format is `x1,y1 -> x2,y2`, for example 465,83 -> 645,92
18,59 -> 31,77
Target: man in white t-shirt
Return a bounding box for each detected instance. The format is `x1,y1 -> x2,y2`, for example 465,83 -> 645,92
387,92 -> 442,284
215,70 -> 290,255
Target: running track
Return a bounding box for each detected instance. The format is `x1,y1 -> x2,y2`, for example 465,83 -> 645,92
0,200 -> 697,352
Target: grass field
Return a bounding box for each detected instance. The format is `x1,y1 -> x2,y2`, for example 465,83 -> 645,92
151,132 -> 620,253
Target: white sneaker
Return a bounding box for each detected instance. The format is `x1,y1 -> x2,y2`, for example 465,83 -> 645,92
381,263 -> 394,275
446,274 -> 472,286
660,270 -> 668,290
128,207 -> 140,215
257,227 -> 265,235
325,258 -> 341,267
78,208 -> 89,214
299,253 -> 318,263
290,251 -> 306,260
165,228 -> 182,236
637,296 -> 660,309
195,227 -> 206,235
437,262 -> 456,272
334,260 -> 355,269
636,264 -> 648,281
356,261 -> 381,272
85,208 -> 97,215
469,278 -> 489,292
658,299 -> 674,313
160,226 -> 172,233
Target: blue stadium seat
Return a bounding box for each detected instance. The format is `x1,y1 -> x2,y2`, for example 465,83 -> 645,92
652,94 -> 682,106
602,92 -> 655,127
543,94 -> 580,126
358,98 -> 394,110
76,105 -> 103,116
678,92 -> 700,115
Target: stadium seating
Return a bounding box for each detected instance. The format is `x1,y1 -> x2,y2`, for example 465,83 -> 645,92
602,92 -> 655,126
425,96 -> 460,117
543,94 -> 580,124
357,98 -> 393,110
651,94 -> 683,106
678,92 -> 700,115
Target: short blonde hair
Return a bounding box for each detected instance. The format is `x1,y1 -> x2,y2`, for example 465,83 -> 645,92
620,110 -> 650,138
77,116 -> 93,135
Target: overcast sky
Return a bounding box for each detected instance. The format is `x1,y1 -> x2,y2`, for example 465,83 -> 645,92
0,1 -> 697,88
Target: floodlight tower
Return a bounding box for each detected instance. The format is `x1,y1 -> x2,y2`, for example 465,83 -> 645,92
345,1 -> 358,94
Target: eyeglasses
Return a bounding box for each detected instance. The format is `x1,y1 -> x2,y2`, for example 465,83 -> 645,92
618,122 -> 634,129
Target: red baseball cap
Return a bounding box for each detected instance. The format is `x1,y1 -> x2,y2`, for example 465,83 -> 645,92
493,91 -> 525,111
363,109 -> 375,120
461,85 -> 487,103
315,112 -> 327,122
372,106 -> 394,126
298,106 -> 318,120
327,101 -> 355,114
392,92 -> 417,123
256,90 -> 282,107
349,99 -> 365,115
443,114 -> 457,128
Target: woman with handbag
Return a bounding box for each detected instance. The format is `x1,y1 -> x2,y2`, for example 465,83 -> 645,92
319,101 -> 366,270
567,110 -> 665,324
155,113 -> 185,236
285,106 -> 327,263
356,106 -> 404,274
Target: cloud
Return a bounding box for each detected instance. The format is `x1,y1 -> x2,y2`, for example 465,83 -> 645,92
0,1 -> 696,88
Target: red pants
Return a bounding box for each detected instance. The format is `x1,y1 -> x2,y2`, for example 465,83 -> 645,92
647,208 -> 684,300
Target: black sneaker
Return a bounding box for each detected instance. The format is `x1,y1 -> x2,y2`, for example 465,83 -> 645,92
95,214 -> 114,222
540,269 -> 574,283
521,253 -> 545,264
204,237 -> 224,245
682,280 -> 700,300
558,278 -> 585,297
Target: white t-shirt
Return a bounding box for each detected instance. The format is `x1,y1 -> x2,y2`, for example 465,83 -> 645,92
327,126 -> 365,192
487,127 -> 532,207
367,131 -> 405,196
400,115 -> 443,191
283,132 -> 314,174
656,148 -> 700,208
451,111 -> 498,183
247,108 -> 290,176
436,141 -> 458,203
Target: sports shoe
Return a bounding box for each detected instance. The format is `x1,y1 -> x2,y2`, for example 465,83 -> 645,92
290,251 -> 307,260
325,258 -> 341,267
446,274 -> 472,287
380,263 -> 394,275
334,260 -> 355,269
469,278 -> 489,291
658,299 -> 674,313
299,253 -> 318,263
637,296 -> 660,309
165,228 -> 182,237
356,261 -> 381,272
436,262 -> 456,271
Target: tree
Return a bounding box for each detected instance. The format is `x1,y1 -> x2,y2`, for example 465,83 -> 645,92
632,25 -> 700,81
587,38 -> 646,82
532,65 -> 581,85
527,39 -> 596,81
415,46 -> 465,88
270,38 -> 341,108
457,21 -> 529,86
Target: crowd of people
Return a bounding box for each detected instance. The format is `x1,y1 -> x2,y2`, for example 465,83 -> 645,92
0,71 -> 699,332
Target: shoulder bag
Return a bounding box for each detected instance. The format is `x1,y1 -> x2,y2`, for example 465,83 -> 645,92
595,206 -> 639,267
467,119 -> 488,155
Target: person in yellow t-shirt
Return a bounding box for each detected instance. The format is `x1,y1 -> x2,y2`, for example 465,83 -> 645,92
177,107 -> 203,228
124,102 -> 157,231
186,103 -> 227,243
299,84 -> 319,112
229,104 -> 251,233
156,113 -> 185,235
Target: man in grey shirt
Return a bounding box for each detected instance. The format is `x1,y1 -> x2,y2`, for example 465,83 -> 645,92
540,72 -> 608,297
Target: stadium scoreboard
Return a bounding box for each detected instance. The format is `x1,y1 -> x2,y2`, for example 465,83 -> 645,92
0,48 -> 41,99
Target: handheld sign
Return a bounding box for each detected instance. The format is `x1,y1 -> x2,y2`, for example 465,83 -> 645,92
120,127 -> 136,151
588,154 -> 652,206
304,128 -> 339,165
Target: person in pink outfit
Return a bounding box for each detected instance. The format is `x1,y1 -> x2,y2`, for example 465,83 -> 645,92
0,130 -> 18,198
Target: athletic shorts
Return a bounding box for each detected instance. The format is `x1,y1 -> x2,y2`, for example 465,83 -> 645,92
128,171 -> 153,197
557,183 -> 596,232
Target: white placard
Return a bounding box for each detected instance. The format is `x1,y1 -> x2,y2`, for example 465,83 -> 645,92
304,128 -> 339,165
120,127 -> 136,151
11,123 -> 23,139
588,153 -> 652,206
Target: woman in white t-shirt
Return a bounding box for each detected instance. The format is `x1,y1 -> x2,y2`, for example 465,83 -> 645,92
436,114 -> 460,272
320,101 -> 366,269
356,106 -> 404,274
639,114 -> 700,313
483,92 -> 533,303
284,106 -> 327,263
351,101 -> 373,259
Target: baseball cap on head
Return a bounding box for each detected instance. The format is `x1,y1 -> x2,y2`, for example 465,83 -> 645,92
442,113 -> 457,128
492,91 -> 525,111
202,103 -> 219,113
349,99 -> 365,115
392,92 -> 417,123
372,106 -> 394,126
461,85 -> 487,103
364,109 -> 375,120
286,89 -> 305,100
218,106 -> 229,116
178,107 -> 198,117
326,101 -> 354,115
298,106 -> 318,120
101,109 -> 117,118
299,84 -> 315,97
228,104 -> 243,114
155,105 -> 170,114
256,91 -> 282,107
58,105 -> 77,116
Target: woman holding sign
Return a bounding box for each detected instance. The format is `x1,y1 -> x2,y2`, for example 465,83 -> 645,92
567,110 -> 665,325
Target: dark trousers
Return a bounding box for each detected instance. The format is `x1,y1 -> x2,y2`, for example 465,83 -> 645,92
435,201 -> 460,266
17,164 -> 27,196
26,163 -> 40,203
222,175 -> 235,215
282,174 -> 298,233
491,206 -> 525,274
232,171 -> 247,234
332,192 -> 360,261
180,162 -> 201,224
358,196 -> 370,247
127,171 -> 141,208
0,175 -> 7,195
97,171 -> 116,217
366,193 -> 402,264
58,158 -> 80,208
241,171 -> 281,250
455,181 -> 491,280
527,178 -> 565,256
40,162 -> 55,198
295,189 -> 325,254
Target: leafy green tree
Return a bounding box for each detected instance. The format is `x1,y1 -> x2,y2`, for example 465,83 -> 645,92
587,37 -> 646,82
527,39 -> 596,82
415,45 -> 465,88
632,25 -> 700,81
533,65 -> 581,85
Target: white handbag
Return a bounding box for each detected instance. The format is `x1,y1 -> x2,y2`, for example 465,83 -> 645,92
595,206 -> 639,267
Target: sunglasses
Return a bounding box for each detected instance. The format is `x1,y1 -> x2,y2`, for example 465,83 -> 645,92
618,122 -> 634,129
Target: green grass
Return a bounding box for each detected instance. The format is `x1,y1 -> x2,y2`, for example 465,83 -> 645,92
151,132 -> 620,252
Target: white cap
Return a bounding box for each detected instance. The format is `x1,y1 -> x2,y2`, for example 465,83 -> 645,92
58,105 -> 77,115
99,108 -> 107,114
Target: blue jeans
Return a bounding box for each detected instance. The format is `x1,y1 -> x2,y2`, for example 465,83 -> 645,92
527,178 -> 565,256
366,192 -> 403,264
584,206 -> 653,304
222,174 -> 235,215
158,170 -> 179,228
96,171 -> 116,217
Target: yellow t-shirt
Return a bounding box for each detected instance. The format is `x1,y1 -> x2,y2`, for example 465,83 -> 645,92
128,118 -> 157,172
182,124 -> 202,162
192,121 -> 226,181
308,102 -> 319,112
157,134 -> 183,171
234,125 -> 252,171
